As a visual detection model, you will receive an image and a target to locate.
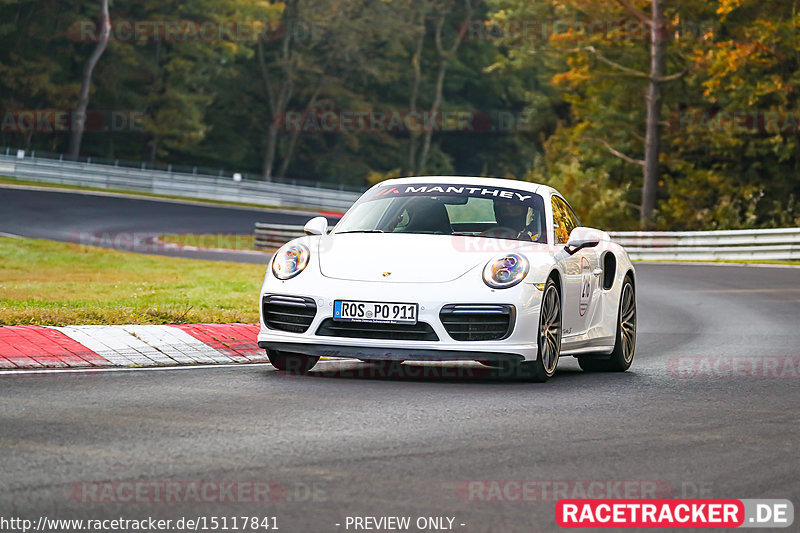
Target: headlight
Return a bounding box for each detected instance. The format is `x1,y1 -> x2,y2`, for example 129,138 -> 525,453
482,253 -> 529,289
272,243 -> 310,280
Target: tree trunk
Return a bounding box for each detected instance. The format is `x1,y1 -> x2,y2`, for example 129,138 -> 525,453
278,82 -> 323,179
262,121 -> 280,179
417,61 -> 447,174
417,0 -> 472,174
407,26 -> 425,175
259,1 -> 297,181
641,0 -> 664,228
67,0 -> 110,161
148,136 -> 158,164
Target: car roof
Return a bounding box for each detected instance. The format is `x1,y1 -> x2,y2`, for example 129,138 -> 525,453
376,175 -> 560,198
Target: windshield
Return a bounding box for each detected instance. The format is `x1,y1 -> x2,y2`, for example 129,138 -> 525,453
333,183 -> 547,243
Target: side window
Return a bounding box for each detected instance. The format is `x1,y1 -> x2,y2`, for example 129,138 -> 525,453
565,202 -> 580,229
551,196 -> 578,244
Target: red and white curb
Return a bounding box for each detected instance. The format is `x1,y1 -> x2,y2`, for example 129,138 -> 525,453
0,324 -> 266,370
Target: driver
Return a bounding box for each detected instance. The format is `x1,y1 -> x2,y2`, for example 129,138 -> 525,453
492,199 -> 541,241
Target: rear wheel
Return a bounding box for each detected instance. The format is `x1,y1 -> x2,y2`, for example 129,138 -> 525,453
578,275 -> 636,372
267,350 -> 319,373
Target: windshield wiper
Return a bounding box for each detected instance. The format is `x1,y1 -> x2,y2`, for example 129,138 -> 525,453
335,230 -> 384,234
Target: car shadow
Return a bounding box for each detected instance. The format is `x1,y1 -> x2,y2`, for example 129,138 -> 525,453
267,359 -> 636,385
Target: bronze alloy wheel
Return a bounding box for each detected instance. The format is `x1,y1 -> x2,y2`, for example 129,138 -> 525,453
578,275 -> 636,372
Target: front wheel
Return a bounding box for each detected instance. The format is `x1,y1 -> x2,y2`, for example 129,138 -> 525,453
503,278 -> 562,382
578,275 -> 636,372
527,278 -> 563,381
267,350 -> 319,373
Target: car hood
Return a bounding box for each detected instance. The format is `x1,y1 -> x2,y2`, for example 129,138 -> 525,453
316,233 -> 546,283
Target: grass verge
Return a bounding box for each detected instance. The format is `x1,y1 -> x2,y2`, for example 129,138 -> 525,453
0,236 -> 265,326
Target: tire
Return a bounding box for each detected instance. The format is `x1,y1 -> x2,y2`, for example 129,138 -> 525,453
267,350 -> 319,373
528,278 -> 563,381
502,278 -> 562,382
578,275 -> 636,372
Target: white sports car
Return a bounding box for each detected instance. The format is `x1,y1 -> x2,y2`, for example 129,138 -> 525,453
257,176 -> 636,382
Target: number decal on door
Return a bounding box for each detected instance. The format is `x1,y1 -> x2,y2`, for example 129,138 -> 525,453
580,257 -> 592,316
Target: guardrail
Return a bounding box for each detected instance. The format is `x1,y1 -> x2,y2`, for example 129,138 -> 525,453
252,222 -> 800,260
609,228 -> 800,261
255,223 -> 314,250
0,153 -> 361,211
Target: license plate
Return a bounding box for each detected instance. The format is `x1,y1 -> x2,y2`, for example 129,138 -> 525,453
333,300 -> 418,324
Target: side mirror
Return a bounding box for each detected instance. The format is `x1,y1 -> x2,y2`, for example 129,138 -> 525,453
303,216 -> 329,236
564,227 -> 606,255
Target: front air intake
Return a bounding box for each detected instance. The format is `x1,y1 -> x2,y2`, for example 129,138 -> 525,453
439,304 -> 515,341
262,295 -> 317,333
316,319 -> 439,341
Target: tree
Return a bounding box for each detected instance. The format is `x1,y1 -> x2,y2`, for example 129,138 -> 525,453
67,0 -> 110,160
486,0 -> 692,229
0,0 -> 83,152
618,0 -> 665,228
255,0 -> 419,180
404,0 -> 474,175
5,0 -> 795,227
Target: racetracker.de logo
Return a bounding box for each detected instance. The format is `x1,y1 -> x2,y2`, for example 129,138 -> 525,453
556,499 -> 794,528
557,499 -> 745,528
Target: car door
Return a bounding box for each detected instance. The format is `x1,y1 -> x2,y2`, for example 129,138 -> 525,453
551,196 -> 600,338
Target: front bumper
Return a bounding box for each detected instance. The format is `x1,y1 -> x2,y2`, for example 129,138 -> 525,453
257,273 -> 544,363
257,341 -> 524,363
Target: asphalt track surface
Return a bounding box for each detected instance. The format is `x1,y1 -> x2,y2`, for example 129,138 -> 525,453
1,187 -> 799,531
0,186 -> 316,263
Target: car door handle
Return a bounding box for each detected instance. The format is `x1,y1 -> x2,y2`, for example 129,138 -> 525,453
592,268 -> 603,277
